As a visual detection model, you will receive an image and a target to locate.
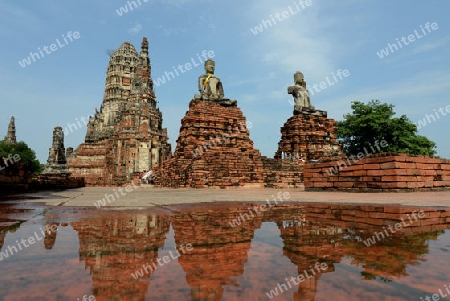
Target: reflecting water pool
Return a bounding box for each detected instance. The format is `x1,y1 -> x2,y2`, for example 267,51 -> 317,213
0,201 -> 449,301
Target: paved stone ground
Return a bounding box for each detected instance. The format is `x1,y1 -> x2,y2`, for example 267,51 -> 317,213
9,187 -> 450,208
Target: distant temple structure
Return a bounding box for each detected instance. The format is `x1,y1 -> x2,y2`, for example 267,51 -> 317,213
42,127 -> 70,174
68,38 -> 171,186
4,116 -> 16,144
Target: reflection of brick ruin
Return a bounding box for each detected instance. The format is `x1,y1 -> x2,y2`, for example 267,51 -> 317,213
46,204 -> 450,300
169,204 -> 450,300
0,232 -> 5,250
71,213 -> 170,301
68,38 -> 171,186
43,222 -> 59,250
278,204 -> 450,290
170,203 -> 264,300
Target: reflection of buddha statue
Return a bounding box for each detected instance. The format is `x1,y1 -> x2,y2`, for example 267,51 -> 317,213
288,71 -> 314,115
44,223 -> 58,250
195,59 -> 237,107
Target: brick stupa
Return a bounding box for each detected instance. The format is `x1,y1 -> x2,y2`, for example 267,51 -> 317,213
68,38 -> 171,186
275,71 -> 344,161
155,59 -> 265,188
155,100 -> 265,188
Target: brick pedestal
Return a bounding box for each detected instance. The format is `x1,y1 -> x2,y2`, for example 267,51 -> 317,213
275,114 -> 344,161
154,100 -> 265,188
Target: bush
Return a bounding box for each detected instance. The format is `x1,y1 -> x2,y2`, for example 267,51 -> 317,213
336,100 -> 436,156
0,140 -> 43,173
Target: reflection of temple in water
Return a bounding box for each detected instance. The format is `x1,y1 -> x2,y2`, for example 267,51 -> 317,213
273,204 -> 449,300
44,222 -> 60,250
0,232 -> 5,250
171,203 -> 264,301
71,214 -> 170,301
66,203 -> 450,301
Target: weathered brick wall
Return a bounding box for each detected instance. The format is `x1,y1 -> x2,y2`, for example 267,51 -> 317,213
155,100 -> 265,188
154,100 -> 308,189
68,141 -> 109,186
274,113 -> 344,161
0,162 -> 29,193
304,153 -> 450,192
261,157 -> 304,188
0,162 -> 84,195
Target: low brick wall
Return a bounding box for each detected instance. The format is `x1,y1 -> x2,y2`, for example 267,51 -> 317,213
304,153 -> 450,192
262,157 -> 304,188
30,174 -> 85,191
0,163 -> 85,195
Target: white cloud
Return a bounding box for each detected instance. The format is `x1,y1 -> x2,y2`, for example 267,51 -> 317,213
0,2 -> 43,36
244,0 -> 344,82
128,23 -> 143,34
155,25 -> 187,37
321,70 -> 450,120
412,36 -> 450,55
159,0 -> 206,7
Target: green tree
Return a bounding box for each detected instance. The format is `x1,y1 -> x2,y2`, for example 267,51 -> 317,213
336,100 -> 436,156
0,140 -> 43,173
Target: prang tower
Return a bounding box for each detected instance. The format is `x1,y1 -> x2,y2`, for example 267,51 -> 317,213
68,38 -> 171,186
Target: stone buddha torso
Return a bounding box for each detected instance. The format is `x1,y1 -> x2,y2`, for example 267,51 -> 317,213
199,74 -> 224,100
289,84 -> 311,109
194,59 -> 237,107
288,72 -> 314,114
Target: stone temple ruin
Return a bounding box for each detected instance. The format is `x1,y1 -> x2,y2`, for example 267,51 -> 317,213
67,38 -> 171,186
61,37 -> 342,188
4,116 -> 16,144
43,127 -> 70,174
55,37 -> 345,188
153,60 -> 343,188
4,37 -> 448,191
0,121 -> 84,194
154,58 -> 266,187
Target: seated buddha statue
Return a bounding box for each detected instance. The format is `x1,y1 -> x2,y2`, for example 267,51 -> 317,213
288,71 -> 315,115
195,59 -> 237,107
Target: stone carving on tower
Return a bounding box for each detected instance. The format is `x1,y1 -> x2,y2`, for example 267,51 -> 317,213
67,37 -> 171,186
4,116 -> 17,144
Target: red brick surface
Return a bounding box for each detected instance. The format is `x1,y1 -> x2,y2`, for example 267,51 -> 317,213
304,153 -> 450,192
0,163 -> 84,194
274,114 -> 345,161
154,100 -> 266,188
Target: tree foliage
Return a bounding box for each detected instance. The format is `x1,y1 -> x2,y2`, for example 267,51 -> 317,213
336,100 -> 437,156
0,140 -> 43,173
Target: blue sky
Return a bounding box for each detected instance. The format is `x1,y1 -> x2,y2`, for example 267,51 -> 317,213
1,0 -> 449,163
